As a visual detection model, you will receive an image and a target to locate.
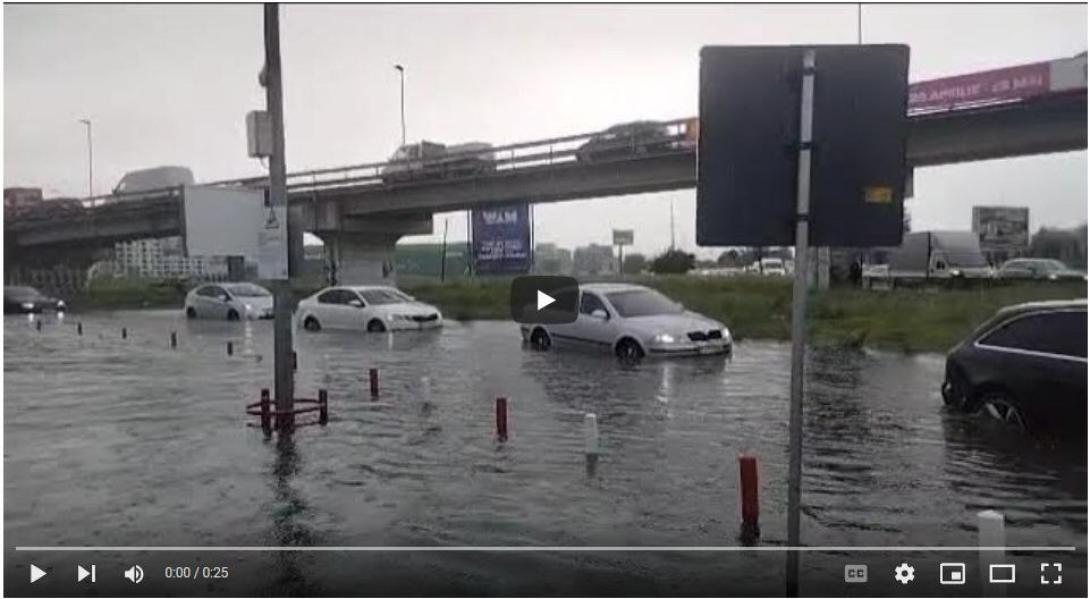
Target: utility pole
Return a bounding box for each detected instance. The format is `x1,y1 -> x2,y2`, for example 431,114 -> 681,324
264,3 -> 293,431
394,64 -> 406,147
857,3 -> 863,44
78,119 -> 93,202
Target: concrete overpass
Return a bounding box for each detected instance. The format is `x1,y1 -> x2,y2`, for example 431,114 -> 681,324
7,58 -> 1087,284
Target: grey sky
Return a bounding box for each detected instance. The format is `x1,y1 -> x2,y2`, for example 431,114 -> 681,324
5,3 -> 1087,258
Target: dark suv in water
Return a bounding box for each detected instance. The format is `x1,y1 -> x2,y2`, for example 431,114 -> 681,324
941,300 -> 1086,437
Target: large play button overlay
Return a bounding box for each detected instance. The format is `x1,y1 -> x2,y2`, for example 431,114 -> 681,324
510,276 -> 579,324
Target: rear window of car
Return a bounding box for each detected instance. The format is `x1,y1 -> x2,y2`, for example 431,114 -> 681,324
317,289 -> 357,305
979,310 -> 1086,358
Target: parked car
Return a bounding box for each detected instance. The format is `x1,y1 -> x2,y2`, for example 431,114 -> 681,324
184,282 -> 273,321
941,299 -> 1086,436
519,283 -> 732,360
296,285 -> 443,332
759,258 -> 788,276
995,258 -> 1086,282
380,141 -> 495,184
575,121 -> 676,163
4,286 -> 65,314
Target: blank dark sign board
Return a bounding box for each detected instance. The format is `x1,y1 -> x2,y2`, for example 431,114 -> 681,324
697,45 -> 910,247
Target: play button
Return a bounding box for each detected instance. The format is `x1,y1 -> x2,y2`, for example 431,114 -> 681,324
537,290 -> 556,310
30,564 -> 46,583
510,276 -> 579,324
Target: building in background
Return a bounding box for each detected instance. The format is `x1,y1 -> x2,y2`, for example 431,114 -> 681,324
533,243 -> 573,275
573,243 -> 616,276
113,236 -> 228,281
4,187 -> 43,210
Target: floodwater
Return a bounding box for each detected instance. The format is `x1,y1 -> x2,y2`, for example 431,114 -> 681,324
4,310 -> 1086,596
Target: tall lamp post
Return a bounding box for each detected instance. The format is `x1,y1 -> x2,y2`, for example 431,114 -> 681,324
394,64 -> 406,147
78,119 -> 93,202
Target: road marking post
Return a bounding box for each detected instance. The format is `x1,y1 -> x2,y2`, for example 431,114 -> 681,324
495,397 -> 509,441
739,453 -> 760,543
369,368 -> 379,399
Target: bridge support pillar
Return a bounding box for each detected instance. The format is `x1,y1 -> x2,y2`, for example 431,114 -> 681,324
320,232 -> 404,285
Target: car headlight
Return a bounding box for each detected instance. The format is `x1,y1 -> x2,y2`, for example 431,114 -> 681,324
56,300 -> 66,308
950,269 -> 962,277
21,302 -> 34,310
1048,274 -> 1058,281
721,328 -> 731,341
653,333 -> 677,344
244,303 -> 253,311
388,314 -> 411,321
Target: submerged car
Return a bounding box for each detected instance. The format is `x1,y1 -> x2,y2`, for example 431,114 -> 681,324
296,285 -> 443,333
184,282 -> 273,321
941,299 -> 1086,436
995,258 -> 1086,282
4,286 -> 65,314
519,283 -> 732,360
575,121 -> 676,163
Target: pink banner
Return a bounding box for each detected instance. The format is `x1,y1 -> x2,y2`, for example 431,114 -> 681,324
908,61 -> 1051,111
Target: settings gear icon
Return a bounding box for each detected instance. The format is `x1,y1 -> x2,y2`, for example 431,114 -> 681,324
894,562 -> 916,584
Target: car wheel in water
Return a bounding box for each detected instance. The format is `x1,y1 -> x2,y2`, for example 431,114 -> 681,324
529,328 -> 551,350
980,391 -> 1027,434
226,309 -> 240,322
615,338 -> 644,362
367,319 -> 387,333
303,316 -> 321,332
186,307 -> 197,319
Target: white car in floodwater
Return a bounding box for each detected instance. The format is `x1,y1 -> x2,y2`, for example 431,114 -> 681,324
296,285 -> 443,333
185,282 -> 273,321
519,283 -> 732,360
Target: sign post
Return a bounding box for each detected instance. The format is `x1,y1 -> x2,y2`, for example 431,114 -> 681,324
612,229 -> 634,275
263,3 -> 293,432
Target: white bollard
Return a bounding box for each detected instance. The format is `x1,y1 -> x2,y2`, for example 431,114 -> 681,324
583,413 -> 600,456
978,509 -> 1006,595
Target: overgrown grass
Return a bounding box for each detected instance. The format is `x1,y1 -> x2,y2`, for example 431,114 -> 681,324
405,276 -> 1087,353
73,278 -> 190,310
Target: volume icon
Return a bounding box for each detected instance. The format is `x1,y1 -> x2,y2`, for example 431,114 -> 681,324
123,565 -> 144,584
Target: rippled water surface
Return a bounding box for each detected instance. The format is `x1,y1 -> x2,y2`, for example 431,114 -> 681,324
5,311 -> 1086,596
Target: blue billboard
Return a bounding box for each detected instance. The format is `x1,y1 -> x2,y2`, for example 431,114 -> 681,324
471,205 -> 532,274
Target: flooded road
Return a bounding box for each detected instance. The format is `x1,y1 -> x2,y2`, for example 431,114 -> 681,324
5,310 -> 1086,596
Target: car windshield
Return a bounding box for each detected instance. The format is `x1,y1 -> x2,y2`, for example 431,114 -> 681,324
6,286 -> 43,301
359,288 -> 411,305
605,289 -> 683,317
1036,260 -> 1068,272
224,283 -> 270,297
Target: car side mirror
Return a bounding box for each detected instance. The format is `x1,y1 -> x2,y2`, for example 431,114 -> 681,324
348,299 -> 364,308
591,308 -> 609,320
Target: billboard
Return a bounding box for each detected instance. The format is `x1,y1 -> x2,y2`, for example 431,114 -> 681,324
972,206 -> 1029,250
612,229 -> 634,246
908,61 -> 1050,113
697,45 -> 909,247
471,205 -> 532,274
183,185 -> 265,259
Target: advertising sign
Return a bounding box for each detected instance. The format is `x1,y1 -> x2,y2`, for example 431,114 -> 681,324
612,229 -> 634,246
183,185 -> 265,258
471,205 -> 532,274
972,206 -> 1030,250
908,61 -> 1050,112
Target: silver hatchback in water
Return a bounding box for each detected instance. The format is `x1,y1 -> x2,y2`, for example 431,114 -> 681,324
519,283 -> 732,360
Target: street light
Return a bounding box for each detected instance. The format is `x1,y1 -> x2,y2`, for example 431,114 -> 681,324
78,118 -> 93,202
394,64 -> 406,147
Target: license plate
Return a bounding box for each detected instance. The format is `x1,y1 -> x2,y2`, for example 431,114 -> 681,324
699,345 -> 719,355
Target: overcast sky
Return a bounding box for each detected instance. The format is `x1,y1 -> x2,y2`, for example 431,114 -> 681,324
5,3 -> 1087,257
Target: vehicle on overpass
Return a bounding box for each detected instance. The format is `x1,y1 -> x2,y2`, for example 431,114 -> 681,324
519,282 -> 732,361
4,286 -> 66,314
380,141 -> 496,184
296,285 -> 443,333
112,166 -> 195,199
941,299 -> 1086,437
995,258 -> 1087,282
862,231 -> 993,288
184,282 -> 273,321
575,121 -> 676,163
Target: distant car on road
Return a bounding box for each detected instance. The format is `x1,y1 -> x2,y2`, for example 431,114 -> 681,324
519,283 -> 732,360
4,286 -> 65,314
380,141 -> 495,184
575,121 -> 676,163
759,258 -> 788,276
185,282 -> 273,321
112,166 -> 194,199
941,299 -> 1086,436
296,285 -> 443,333
995,258 -> 1086,282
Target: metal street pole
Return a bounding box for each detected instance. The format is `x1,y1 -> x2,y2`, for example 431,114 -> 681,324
669,198 -> 677,250
785,48 -> 816,598
394,64 -> 406,147
78,119 -> 93,202
264,3 -> 294,431
440,217 -> 449,282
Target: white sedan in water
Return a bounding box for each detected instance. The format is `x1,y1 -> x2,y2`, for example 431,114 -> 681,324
296,285 -> 443,333
185,282 -> 273,321
519,283 -> 732,360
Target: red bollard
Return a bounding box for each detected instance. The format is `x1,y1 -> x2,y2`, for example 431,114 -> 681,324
739,453 -> 760,542
260,388 -> 272,434
369,368 -> 379,399
170,331 -> 177,349
495,397 -> 509,441
121,327 -> 127,339
227,341 -> 234,356
77,322 -> 83,336
36,319 -> 42,332
318,389 -> 328,425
